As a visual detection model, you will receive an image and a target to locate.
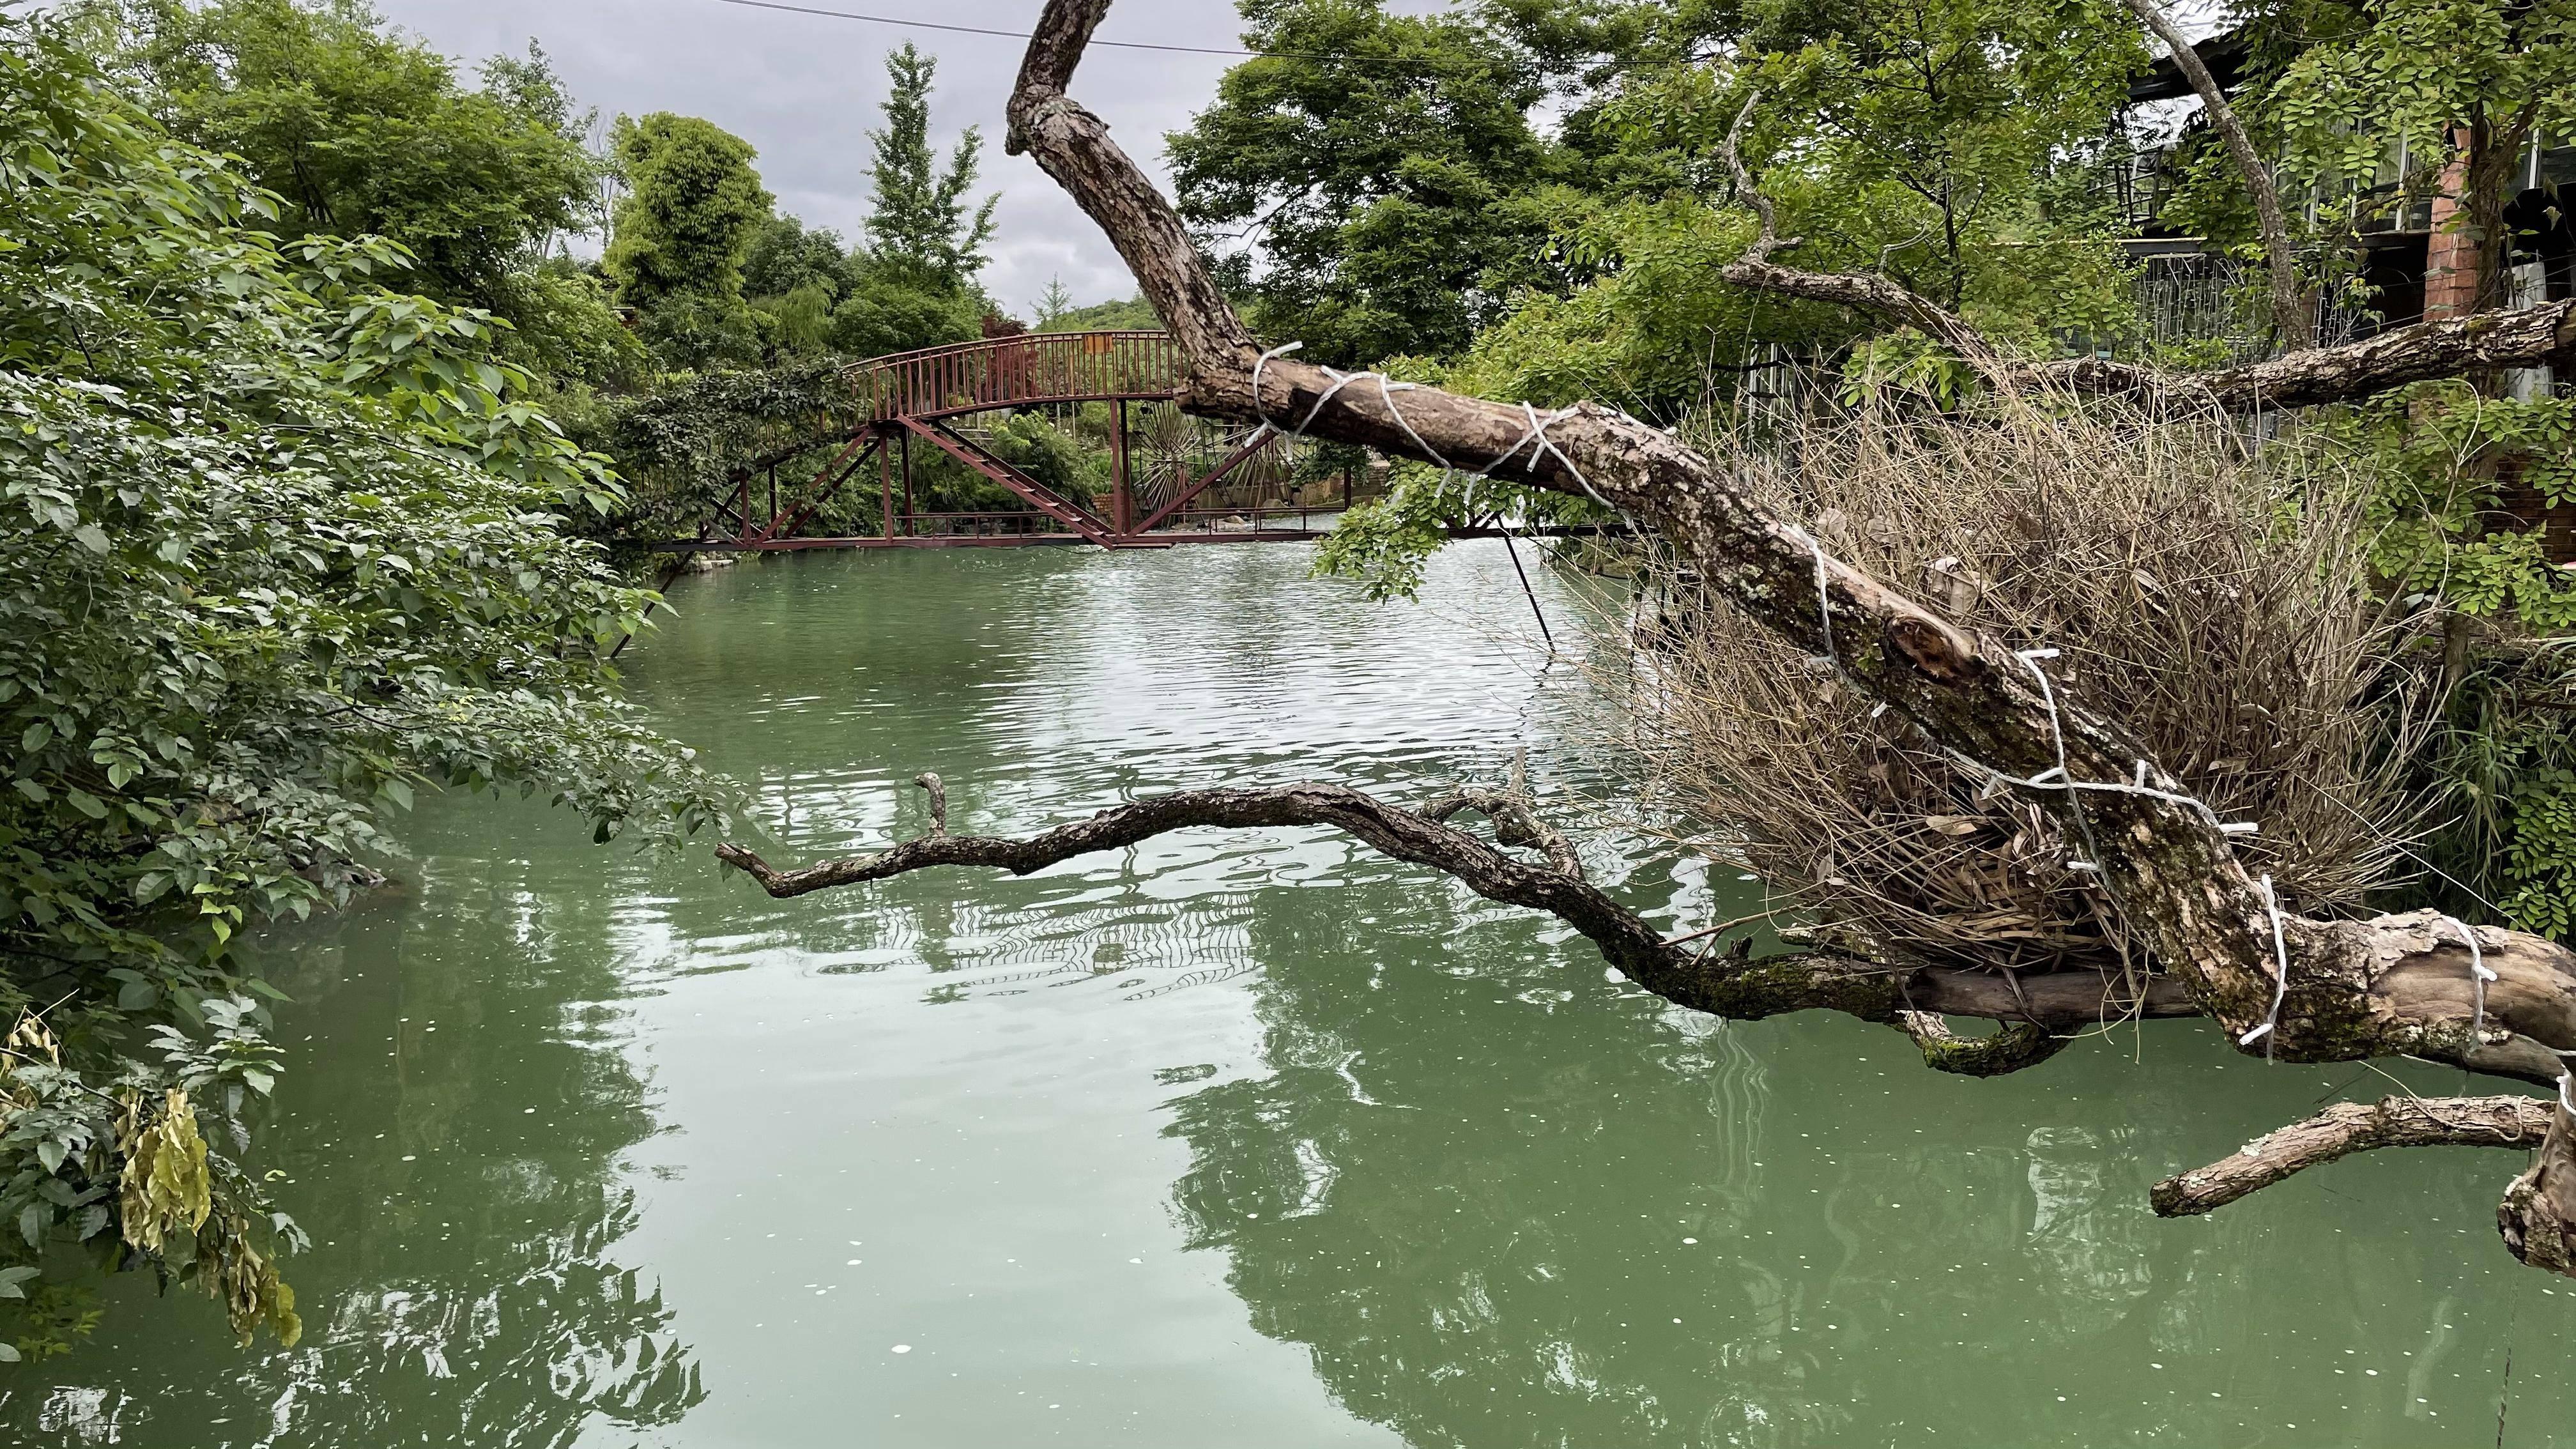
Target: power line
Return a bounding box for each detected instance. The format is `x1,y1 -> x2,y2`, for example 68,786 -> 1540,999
714,0 -> 1265,59
716,0 -> 1732,76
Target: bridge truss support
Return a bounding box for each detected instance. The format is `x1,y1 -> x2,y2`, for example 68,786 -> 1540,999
636,331 -> 1355,555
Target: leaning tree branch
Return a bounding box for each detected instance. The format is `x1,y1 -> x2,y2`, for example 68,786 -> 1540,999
1715,95 -> 2004,362
2150,1093 -> 2553,1216
718,776 -> 2195,1075
2118,0 -> 2310,347
1718,257 -> 2574,410
1708,88 -> 2572,408
1718,95 -> 1798,269
997,0 -> 2576,1094
686,0 -> 2576,1277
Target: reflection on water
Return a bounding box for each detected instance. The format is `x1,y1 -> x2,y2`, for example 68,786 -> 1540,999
6,852 -> 706,1446
5,544 -> 2572,1447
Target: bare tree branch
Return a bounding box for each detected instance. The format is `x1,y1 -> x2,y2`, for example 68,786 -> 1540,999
2501,1102 -> 2576,1273
1719,95 -> 1797,268
1717,92 -> 2050,364
1709,88 -> 2572,407
992,0 -> 2576,1099
1894,1011 -> 2074,1076
717,778 -> 2197,1066
2151,1093 -> 2554,1216
2179,302 -> 2576,407
2118,0 -> 2311,346
1719,263 -> 2573,409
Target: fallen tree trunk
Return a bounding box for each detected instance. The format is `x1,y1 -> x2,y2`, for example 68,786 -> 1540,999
723,0 -> 2576,1276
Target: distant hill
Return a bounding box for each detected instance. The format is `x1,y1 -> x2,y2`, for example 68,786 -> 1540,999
1036,295 -> 1162,332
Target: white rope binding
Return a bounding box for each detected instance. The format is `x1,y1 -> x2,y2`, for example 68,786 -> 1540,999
2237,872 -> 2291,1061
2435,913 -> 2496,1046
1781,524 -> 1834,663
1246,338 -> 1632,528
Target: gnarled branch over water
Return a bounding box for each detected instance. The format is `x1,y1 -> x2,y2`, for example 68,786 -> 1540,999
718,776 -> 2195,1072
717,0 -> 2576,1274
2152,1092 -> 2558,1216
996,0 -> 2576,1069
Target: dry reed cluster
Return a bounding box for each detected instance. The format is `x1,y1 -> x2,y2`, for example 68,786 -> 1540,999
1630,388 -> 2432,976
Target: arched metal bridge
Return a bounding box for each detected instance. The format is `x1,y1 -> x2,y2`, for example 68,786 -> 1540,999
652,330 -> 1331,552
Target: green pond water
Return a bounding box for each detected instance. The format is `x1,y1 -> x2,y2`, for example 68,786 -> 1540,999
6,543 -> 2573,1448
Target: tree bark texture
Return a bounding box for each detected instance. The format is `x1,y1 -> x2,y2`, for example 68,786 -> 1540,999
702,0 -> 2576,1272
2150,1093 -> 2555,1215
716,779 -> 2196,1073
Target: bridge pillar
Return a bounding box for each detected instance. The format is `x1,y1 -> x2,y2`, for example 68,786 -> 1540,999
878,424 -> 894,539
1110,399 -> 1132,535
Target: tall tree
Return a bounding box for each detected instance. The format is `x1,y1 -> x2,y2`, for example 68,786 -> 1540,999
1165,0 -> 1564,366
862,43 -> 997,288
604,112 -> 772,309
602,112 -> 774,367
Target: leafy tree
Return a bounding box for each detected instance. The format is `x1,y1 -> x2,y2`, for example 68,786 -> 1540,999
827,261 -> 985,358
742,213 -> 852,302
1302,0 -> 2153,600
492,257 -> 648,389
79,0 -> 604,313
1166,0 -> 1566,366
604,112 -> 772,315
1032,275 -> 1077,328
863,42 -> 997,288
0,13 -> 719,1349
2186,0 -> 2576,316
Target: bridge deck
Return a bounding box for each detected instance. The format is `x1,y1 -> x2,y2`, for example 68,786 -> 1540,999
655,330 -> 1319,555
849,330 -> 1187,424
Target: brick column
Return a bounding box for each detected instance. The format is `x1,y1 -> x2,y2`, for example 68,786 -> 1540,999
2423,128 -> 2481,319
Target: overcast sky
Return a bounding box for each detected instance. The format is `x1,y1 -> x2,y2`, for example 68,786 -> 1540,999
372,1 -> 1262,318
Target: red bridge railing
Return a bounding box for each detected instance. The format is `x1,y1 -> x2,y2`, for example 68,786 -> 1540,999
847,330 -> 1186,421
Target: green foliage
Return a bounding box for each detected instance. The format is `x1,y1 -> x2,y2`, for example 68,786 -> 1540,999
1441,193 -> 1793,415
489,256 -> 647,388
574,360 -> 870,540
2423,651 -> 2576,940
82,0 -> 606,314
827,261 -> 984,360
2327,383 -> 2576,939
863,43 -> 996,289
1035,293 -> 1162,334
2339,385 -> 2576,630
1315,459 -> 1604,602
2152,0 -> 2575,316
2261,0 -> 2575,204
982,413 -> 1103,508
1,1278 -> 103,1363
597,57 -> 994,376
742,214 -> 850,308
0,12 -> 723,1344
604,112 -> 772,314
1308,0 -> 2147,591
1167,0 -> 1565,365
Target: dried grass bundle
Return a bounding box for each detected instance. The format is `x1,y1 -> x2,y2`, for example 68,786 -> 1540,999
1632,387 -> 2434,975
